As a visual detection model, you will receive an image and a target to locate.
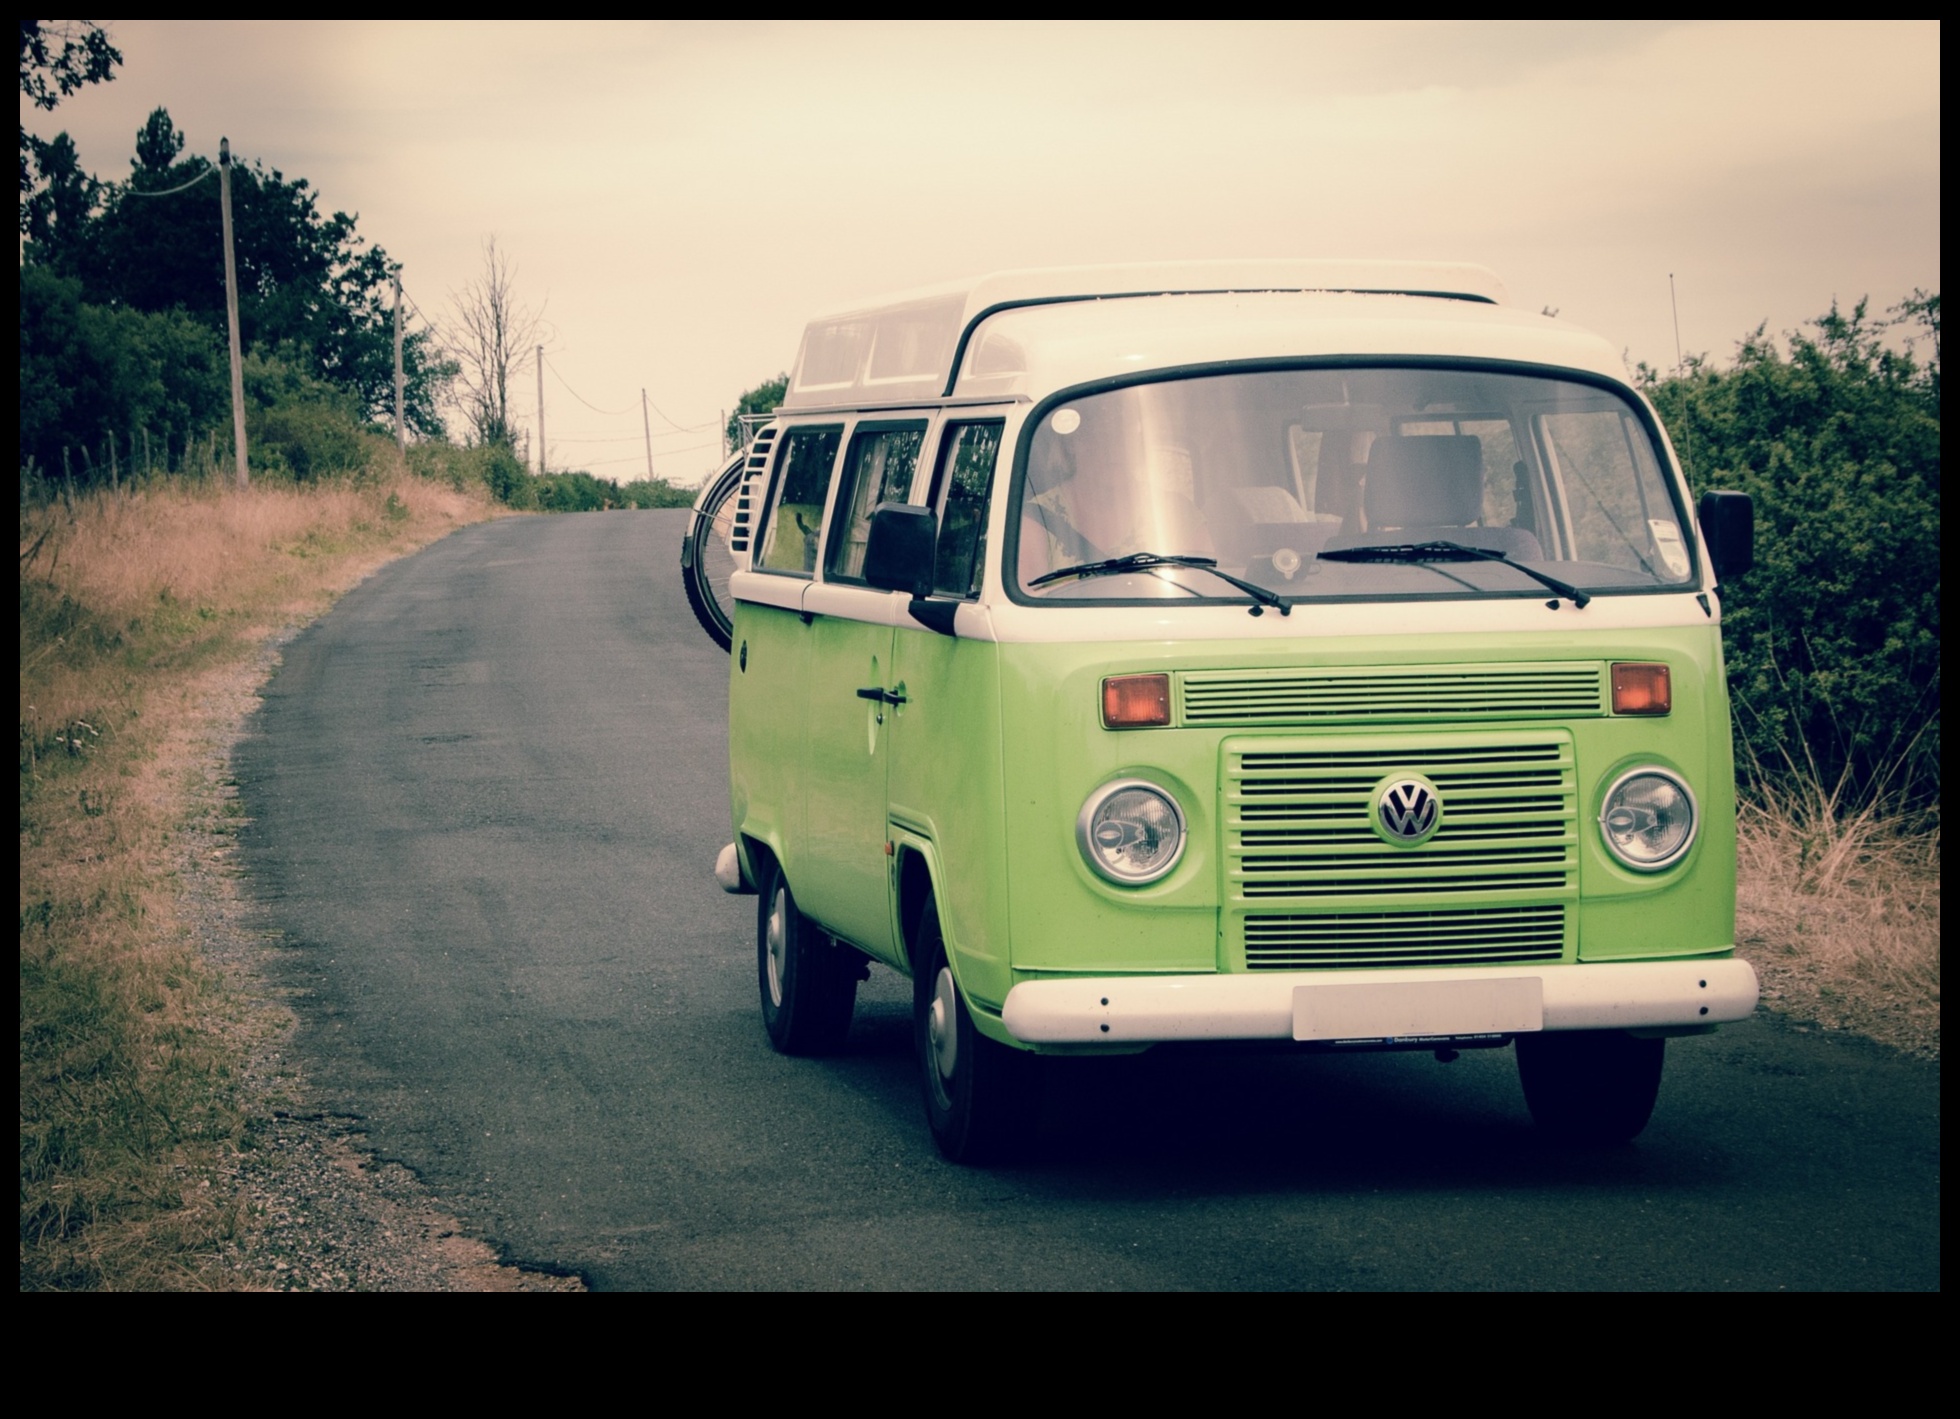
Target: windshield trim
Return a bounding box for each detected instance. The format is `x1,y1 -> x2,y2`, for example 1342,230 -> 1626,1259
999,355 -> 1700,610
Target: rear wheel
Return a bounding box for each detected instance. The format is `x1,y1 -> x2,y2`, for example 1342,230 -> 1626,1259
681,452 -> 746,652
758,861 -> 858,1055
1517,1030 -> 1665,1144
913,891 -> 1033,1163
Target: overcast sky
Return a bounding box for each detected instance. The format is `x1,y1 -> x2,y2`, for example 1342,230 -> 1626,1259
22,20 -> 1942,484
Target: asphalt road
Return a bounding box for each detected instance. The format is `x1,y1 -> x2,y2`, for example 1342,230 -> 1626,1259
235,510 -> 1940,1290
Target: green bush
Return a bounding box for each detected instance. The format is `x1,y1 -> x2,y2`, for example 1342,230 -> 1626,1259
407,441 -> 534,507
1644,294 -> 1940,808
19,265 -> 228,484
616,476 -> 695,509
401,448 -> 696,512
241,352 -> 383,481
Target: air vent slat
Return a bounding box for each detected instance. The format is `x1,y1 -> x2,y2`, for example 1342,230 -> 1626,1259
1242,905 -> 1567,969
1224,733 -> 1576,960
1186,663 -> 1604,727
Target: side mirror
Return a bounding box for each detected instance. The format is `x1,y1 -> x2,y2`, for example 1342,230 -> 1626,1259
1697,491 -> 1754,580
863,503 -> 936,599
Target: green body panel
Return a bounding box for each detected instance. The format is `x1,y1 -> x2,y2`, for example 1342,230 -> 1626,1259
887,624 -> 1014,999
992,622 -> 1736,984
729,601 -> 809,879
733,604 -> 1737,1023
1568,629 -> 1737,959
797,613 -> 898,958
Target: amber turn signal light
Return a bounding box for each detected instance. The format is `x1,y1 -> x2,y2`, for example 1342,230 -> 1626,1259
1103,673 -> 1171,728
1612,662 -> 1671,715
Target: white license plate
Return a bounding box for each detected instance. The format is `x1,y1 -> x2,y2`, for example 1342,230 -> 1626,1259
1293,977 -> 1544,1042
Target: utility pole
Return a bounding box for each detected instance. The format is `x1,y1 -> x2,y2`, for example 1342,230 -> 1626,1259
219,137 -> 249,489
393,269 -> 406,455
642,388 -> 655,481
536,344 -> 546,475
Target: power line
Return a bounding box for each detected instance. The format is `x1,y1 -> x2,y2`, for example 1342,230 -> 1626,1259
401,290 -> 437,330
550,426 -> 716,444
568,442 -> 718,469
121,167 -> 217,198
544,355 -> 636,416
644,396 -> 715,434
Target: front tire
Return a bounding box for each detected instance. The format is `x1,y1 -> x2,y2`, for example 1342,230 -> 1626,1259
913,891 -> 1033,1163
1517,1030 -> 1665,1144
758,861 -> 858,1055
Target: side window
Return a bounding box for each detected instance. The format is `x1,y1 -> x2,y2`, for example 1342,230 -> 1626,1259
930,421 -> 1003,598
1540,409 -> 1676,575
1457,418 -> 1523,528
825,424 -> 926,583
754,426 -> 841,576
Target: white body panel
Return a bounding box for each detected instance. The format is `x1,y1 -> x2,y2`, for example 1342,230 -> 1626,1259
782,261 -> 1513,411
1000,958 -> 1760,1045
968,589 -> 1722,644
952,291 -> 1625,402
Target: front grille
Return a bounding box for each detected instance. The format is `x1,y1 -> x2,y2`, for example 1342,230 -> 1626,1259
1226,735 -> 1577,904
1244,905 -> 1567,969
1183,662 -> 1605,727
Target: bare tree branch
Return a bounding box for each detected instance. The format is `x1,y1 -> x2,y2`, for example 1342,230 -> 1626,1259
447,237 -> 540,450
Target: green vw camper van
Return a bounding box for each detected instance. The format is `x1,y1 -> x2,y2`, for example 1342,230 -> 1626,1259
689,261 -> 1759,1162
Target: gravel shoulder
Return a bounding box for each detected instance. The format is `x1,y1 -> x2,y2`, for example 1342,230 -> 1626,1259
174,634 -> 583,1291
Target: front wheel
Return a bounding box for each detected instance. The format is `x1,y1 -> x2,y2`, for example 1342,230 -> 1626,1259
758,861 -> 858,1055
1517,1030 -> 1665,1144
913,892 -> 1033,1163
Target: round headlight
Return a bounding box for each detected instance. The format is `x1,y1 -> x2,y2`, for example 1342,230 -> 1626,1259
1077,780 -> 1186,885
1598,768 -> 1698,871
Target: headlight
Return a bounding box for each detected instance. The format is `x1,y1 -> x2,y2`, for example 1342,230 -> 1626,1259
1598,768 -> 1697,871
1077,780 -> 1186,885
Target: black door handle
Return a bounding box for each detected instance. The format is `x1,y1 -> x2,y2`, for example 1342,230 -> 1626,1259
855,687 -> 906,706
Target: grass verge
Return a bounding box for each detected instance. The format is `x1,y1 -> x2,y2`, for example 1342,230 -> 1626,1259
20,471 -> 501,1288
1735,783 -> 1941,1059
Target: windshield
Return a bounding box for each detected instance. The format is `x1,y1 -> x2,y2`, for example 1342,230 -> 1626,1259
1012,366 -> 1696,604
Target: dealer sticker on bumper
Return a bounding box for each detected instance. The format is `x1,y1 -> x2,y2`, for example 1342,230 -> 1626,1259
1294,976 -> 1545,1043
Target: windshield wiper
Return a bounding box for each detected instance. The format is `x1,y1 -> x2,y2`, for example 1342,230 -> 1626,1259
1030,552 -> 1291,616
1318,541 -> 1590,609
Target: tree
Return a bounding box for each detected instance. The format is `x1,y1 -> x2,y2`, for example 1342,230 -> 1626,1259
1643,295 -> 1941,805
20,107 -> 450,435
18,128 -> 95,264
725,373 -> 788,452
18,19 -> 121,201
448,237 -> 540,450
19,263 -> 228,480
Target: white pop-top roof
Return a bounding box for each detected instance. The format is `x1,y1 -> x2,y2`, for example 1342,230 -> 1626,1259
779,260 -> 1517,411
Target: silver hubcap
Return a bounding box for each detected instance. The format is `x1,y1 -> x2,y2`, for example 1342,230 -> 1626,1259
929,967 -> 959,1084
766,889 -> 788,1008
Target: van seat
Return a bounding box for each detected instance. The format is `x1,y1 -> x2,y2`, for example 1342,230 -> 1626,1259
1323,434 -> 1546,561
1366,435 -> 1483,525
1206,485 -> 1341,564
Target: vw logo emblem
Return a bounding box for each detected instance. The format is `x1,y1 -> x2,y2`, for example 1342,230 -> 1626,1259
1372,774 -> 1443,847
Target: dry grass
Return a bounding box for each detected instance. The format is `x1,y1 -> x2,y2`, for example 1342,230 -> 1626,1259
1735,783 -> 1941,1059
20,469 -> 501,1289
22,475 -> 483,756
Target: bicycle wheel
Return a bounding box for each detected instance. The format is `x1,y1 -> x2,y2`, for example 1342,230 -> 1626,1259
681,450 -> 747,652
